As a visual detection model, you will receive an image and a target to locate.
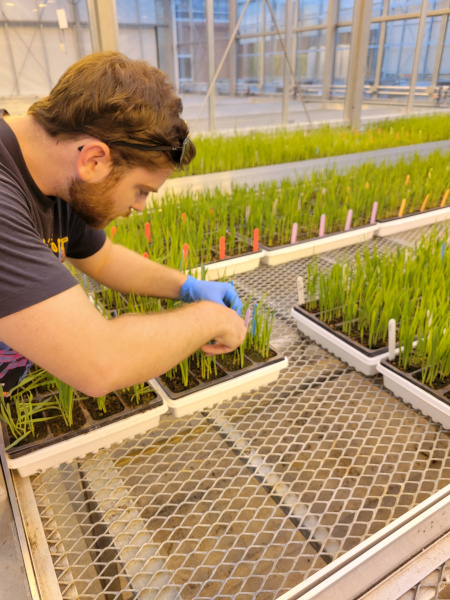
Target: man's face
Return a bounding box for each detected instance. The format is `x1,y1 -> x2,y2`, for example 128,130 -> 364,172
68,165 -> 173,229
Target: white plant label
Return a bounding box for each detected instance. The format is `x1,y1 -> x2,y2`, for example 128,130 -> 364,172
388,318 -> 396,361
297,276 -> 305,306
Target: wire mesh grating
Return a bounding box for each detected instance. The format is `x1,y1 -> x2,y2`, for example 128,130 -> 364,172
26,228 -> 450,600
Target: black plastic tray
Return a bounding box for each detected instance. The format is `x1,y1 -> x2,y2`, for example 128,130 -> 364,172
3,389 -> 164,459
156,347 -> 285,400
292,304 -> 390,358
380,358 -> 450,409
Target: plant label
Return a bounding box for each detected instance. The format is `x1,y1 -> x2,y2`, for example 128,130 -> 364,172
297,276 -> 305,306
388,318 -> 396,361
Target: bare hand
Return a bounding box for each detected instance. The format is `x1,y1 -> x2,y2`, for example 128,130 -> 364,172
201,305 -> 247,355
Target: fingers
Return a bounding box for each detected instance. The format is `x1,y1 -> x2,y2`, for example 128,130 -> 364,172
201,342 -> 234,355
223,286 -> 243,315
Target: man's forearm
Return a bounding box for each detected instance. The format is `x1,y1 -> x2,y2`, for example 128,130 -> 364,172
0,287 -> 247,398
70,241 -> 187,299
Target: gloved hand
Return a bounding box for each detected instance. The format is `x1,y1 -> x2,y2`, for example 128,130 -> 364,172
180,275 -> 243,315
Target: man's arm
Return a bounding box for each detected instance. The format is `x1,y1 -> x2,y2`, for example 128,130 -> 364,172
0,286 -> 246,397
68,237 -> 187,299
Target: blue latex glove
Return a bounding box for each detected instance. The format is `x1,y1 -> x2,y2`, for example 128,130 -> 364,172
180,275 -> 243,315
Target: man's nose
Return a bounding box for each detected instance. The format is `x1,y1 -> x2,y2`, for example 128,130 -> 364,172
132,198 -> 147,212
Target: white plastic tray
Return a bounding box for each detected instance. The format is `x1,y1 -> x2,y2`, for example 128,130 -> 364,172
6,401 -> 168,478
263,225 -> 378,266
190,251 -> 264,281
377,361 -> 450,429
376,206 -> 450,237
290,306 -> 390,376
151,357 -> 289,418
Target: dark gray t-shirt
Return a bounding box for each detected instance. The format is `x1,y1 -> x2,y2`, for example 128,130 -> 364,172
0,116 -> 106,390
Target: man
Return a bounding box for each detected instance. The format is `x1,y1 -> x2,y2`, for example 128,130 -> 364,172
0,52 -> 246,396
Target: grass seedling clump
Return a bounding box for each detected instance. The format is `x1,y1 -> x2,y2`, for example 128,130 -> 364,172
172,114 -> 450,176
305,229 -> 450,351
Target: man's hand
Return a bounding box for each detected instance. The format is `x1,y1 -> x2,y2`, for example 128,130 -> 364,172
201,303 -> 247,356
180,275 -> 243,315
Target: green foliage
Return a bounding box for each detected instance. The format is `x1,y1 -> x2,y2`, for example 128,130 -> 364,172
173,114 -> 450,177
105,149 -> 450,271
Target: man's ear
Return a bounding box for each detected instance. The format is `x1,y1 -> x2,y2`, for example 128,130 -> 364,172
76,142 -> 112,182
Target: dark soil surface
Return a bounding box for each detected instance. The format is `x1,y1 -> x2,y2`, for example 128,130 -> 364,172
82,394 -> 124,421
245,348 -> 277,363
218,353 -> 252,372
118,387 -> 157,406
390,359 -> 422,374
161,368 -> 199,393
190,363 -> 227,383
412,371 -> 450,390
48,401 -> 87,435
7,418 -> 49,448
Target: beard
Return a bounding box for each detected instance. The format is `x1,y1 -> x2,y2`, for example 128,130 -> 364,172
68,168 -> 128,229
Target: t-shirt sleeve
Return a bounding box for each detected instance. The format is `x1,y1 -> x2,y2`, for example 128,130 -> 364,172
0,186 -> 78,319
65,207 -> 106,260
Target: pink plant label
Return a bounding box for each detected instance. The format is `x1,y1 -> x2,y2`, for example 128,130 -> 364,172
144,222 -> 151,242
291,222 -> 298,244
318,214 -> 326,238
181,212 -> 187,223
344,209 -> 353,231
244,308 -> 251,328
110,226 -> 117,240
370,201 -> 378,225
219,236 -> 226,260
183,243 -> 189,259
253,228 -> 259,252
142,252 -> 149,259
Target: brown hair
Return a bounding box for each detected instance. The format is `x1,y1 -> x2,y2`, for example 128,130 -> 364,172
28,51 -> 195,171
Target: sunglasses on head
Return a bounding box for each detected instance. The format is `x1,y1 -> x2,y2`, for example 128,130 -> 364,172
77,135 -> 190,169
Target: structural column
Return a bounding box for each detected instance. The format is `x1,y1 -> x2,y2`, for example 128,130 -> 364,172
205,0 -> 216,131
281,0 -> 294,126
322,0 -> 338,101
228,0 -> 237,95
429,5 -> 450,95
372,0 -> 389,97
86,0 -> 119,52
406,0 -> 428,113
343,0 -> 373,129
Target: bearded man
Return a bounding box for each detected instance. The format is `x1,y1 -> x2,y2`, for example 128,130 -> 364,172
0,52 -> 245,395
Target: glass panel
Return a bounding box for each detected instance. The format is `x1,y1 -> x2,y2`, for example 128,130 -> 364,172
192,0 -> 205,20
333,25 -> 351,89
372,0 -> 385,17
264,0 -> 286,32
116,0 -> 138,24
178,55 -> 192,79
264,36 -> 284,91
388,0 -> 422,15
366,23 -> 381,85
417,16 -> 441,85
175,0 -> 190,19
297,0 -> 327,27
238,0 -> 263,34
138,0 -> 157,23
438,18 -> 450,86
429,0 -> 450,8
214,0 -> 228,22
237,37 -> 262,92
175,0 -> 206,21
0,0 -> 91,96
295,29 -> 325,88
176,18 -> 208,92
338,0 -> 353,22
380,18 -> 418,86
